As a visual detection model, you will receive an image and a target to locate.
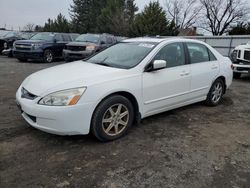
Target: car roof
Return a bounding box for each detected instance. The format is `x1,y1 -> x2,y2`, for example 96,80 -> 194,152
123,37 -> 204,44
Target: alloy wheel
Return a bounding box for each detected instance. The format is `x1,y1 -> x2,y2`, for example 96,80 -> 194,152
102,104 -> 129,136
211,82 -> 223,103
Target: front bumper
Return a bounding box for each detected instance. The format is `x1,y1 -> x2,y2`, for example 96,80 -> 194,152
63,49 -> 93,61
13,49 -> 44,60
16,87 -> 95,135
2,48 -> 12,56
233,64 -> 250,74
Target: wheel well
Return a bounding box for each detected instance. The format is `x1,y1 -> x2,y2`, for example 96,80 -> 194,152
94,91 -> 141,124
216,76 -> 226,94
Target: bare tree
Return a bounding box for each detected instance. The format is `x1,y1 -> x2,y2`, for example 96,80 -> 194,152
165,0 -> 202,29
199,0 -> 250,35
23,23 -> 35,31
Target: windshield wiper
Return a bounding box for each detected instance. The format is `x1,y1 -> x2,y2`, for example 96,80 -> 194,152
94,57 -> 113,67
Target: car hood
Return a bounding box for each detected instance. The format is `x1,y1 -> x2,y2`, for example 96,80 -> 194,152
67,41 -> 97,46
15,40 -> 51,44
22,61 -> 129,96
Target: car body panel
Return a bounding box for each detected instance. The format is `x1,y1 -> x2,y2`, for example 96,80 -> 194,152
16,37 -> 233,135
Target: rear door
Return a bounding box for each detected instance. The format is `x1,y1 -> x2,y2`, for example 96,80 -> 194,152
142,42 -> 191,116
185,42 -> 219,99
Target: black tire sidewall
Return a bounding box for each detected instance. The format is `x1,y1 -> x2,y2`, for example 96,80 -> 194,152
43,49 -> 53,63
206,79 -> 225,106
18,58 -> 27,62
91,95 -> 134,141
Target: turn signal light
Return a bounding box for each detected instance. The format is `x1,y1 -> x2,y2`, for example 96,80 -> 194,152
231,64 -> 234,70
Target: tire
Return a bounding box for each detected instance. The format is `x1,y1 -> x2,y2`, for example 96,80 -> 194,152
205,78 -> 225,106
18,58 -> 27,62
233,72 -> 241,79
43,49 -> 54,63
91,95 -> 134,142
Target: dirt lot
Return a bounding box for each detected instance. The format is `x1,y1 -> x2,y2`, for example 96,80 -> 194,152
0,56 -> 249,188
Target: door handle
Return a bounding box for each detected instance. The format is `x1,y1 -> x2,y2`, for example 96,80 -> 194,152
211,65 -> 218,69
180,71 -> 190,76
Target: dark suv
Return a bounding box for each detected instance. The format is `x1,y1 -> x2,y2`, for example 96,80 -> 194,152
13,32 -> 76,63
1,31 -> 35,57
63,33 -> 117,62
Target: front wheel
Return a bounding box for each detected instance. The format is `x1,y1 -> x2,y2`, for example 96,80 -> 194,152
91,95 -> 134,142
205,79 -> 225,106
43,49 -> 54,63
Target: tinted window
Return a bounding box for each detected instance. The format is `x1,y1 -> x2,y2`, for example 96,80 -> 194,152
107,37 -> 113,44
187,43 -> 209,64
75,34 -> 100,43
208,48 -> 217,61
55,34 -> 63,41
62,34 -> 71,42
31,33 -> 55,41
153,43 -> 185,68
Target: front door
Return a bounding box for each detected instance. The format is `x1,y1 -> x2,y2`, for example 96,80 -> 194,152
142,42 -> 191,117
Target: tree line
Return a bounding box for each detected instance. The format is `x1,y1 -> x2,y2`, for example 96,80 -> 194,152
31,0 -> 250,36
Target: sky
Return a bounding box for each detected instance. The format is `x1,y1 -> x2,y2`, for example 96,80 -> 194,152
0,0 -> 164,30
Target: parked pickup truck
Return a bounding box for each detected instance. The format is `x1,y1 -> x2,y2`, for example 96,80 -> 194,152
63,33 -> 117,62
13,32 -> 77,63
231,42 -> 250,78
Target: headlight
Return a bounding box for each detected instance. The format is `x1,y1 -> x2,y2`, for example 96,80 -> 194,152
38,87 -> 86,106
4,42 -> 8,49
13,42 -> 16,49
231,50 -> 238,62
86,45 -> 95,51
32,43 -> 42,49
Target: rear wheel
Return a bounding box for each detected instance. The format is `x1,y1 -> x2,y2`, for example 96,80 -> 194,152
233,72 -> 241,79
205,79 -> 225,106
91,95 -> 134,142
17,58 -> 27,62
43,49 -> 54,63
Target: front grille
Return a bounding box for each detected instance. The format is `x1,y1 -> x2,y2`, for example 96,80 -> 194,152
21,87 -> 38,100
15,44 -> 32,51
67,45 -> 86,51
244,50 -> 250,61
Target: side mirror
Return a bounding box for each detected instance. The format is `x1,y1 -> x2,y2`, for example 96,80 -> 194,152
53,39 -> 57,43
100,41 -> 105,45
153,60 -> 167,70
145,60 -> 167,72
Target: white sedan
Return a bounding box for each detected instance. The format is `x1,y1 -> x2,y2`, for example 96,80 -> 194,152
16,37 -> 233,141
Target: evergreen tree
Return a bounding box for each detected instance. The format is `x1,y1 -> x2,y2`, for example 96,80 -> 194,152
43,14 -> 71,33
132,1 -> 177,36
97,0 -> 138,36
70,0 -> 107,33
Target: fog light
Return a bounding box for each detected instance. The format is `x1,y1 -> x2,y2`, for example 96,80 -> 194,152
4,42 -> 8,49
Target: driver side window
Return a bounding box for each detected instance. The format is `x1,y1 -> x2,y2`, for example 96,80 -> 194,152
153,43 -> 185,68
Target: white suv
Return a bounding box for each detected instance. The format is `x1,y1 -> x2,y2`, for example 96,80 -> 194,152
231,41 -> 250,78
16,37 -> 233,141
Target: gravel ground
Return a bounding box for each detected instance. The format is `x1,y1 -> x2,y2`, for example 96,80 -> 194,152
0,56 -> 249,188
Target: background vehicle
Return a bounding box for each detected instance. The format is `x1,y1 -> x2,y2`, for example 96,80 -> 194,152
16,38 -> 233,141
1,32 -> 36,57
63,33 -> 117,62
13,32 -> 76,63
231,41 -> 250,78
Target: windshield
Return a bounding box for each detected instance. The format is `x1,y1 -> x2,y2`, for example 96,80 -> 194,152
31,33 -> 55,41
0,30 -> 11,37
75,34 -> 100,43
3,31 -> 19,38
87,42 -> 156,69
